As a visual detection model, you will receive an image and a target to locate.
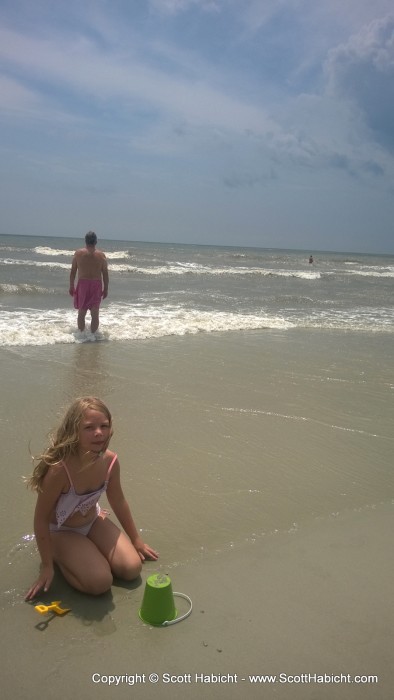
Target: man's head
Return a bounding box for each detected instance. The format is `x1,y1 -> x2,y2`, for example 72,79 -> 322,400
85,231 -> 97,246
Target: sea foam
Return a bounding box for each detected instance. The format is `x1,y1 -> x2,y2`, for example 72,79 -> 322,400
33,246 -> 131,260
0,304 -> 293,347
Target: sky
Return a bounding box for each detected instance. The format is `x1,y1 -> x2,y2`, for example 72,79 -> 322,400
0,0 -> 394,253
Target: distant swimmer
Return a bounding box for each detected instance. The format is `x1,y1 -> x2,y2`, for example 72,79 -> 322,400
309,255 -> 314,264
69,231 -> 109,333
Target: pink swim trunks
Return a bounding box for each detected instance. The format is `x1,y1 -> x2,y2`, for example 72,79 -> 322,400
73,279 -> 103,310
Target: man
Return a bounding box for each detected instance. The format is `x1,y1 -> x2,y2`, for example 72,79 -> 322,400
69,231 -> 109,333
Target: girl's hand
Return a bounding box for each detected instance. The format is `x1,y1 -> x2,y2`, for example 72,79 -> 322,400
25,564 -> 55,601
133,537 -> 159,562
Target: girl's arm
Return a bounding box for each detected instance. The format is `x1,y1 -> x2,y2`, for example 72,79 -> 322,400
25,466 -> 66,601
106,459 -> 158,562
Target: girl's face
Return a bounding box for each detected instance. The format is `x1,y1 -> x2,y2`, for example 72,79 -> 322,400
78,408 -> 112,455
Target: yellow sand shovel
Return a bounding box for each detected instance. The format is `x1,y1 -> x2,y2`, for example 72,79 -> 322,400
34,600 -> 71,616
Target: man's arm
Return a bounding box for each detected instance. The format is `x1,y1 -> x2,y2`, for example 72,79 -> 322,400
102,257 -> 109,299
69,254 -> 78,296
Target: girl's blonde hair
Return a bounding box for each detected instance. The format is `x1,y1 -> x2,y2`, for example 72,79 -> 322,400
27,397 -> 113,492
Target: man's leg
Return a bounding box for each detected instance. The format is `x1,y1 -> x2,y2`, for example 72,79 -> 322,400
77,309 -> 87,331
90,307 -> 100,333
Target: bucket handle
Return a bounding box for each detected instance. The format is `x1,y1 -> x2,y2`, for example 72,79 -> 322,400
162,592 -> 193,626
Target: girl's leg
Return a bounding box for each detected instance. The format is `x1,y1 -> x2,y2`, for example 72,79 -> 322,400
88,516 -> 142,581
50,532 -> 113,595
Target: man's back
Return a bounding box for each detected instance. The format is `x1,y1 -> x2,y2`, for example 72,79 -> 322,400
74,247 -> 107,280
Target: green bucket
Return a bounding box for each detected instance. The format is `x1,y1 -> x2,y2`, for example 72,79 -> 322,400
139,574 -> 177,626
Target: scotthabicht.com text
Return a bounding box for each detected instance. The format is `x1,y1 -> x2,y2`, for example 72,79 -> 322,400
91,672 -> 378,686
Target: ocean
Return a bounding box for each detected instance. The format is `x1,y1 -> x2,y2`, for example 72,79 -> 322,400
1,233 -> 393,345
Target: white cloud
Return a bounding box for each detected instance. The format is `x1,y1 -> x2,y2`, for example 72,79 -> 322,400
0,74 -> 39,111
325,15 -> 394,150
0,1 -> 394,249
148,0 -> 220,15
0,26 -> 278,136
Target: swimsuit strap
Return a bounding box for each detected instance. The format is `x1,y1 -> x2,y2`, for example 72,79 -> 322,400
106,453 -> 117,481
61,461 -> 75,489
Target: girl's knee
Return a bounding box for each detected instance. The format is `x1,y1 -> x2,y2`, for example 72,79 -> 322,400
114,558 -> 142,582
82,569 -> 113,595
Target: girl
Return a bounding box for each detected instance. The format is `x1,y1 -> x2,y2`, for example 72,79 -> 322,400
25,397 -> 158,600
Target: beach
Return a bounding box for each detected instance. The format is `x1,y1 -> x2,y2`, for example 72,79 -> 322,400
1,326 -> 393,699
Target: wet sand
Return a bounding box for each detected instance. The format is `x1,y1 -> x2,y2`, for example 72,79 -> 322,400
2,503 -> 393,700
1,330 -> 393,698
